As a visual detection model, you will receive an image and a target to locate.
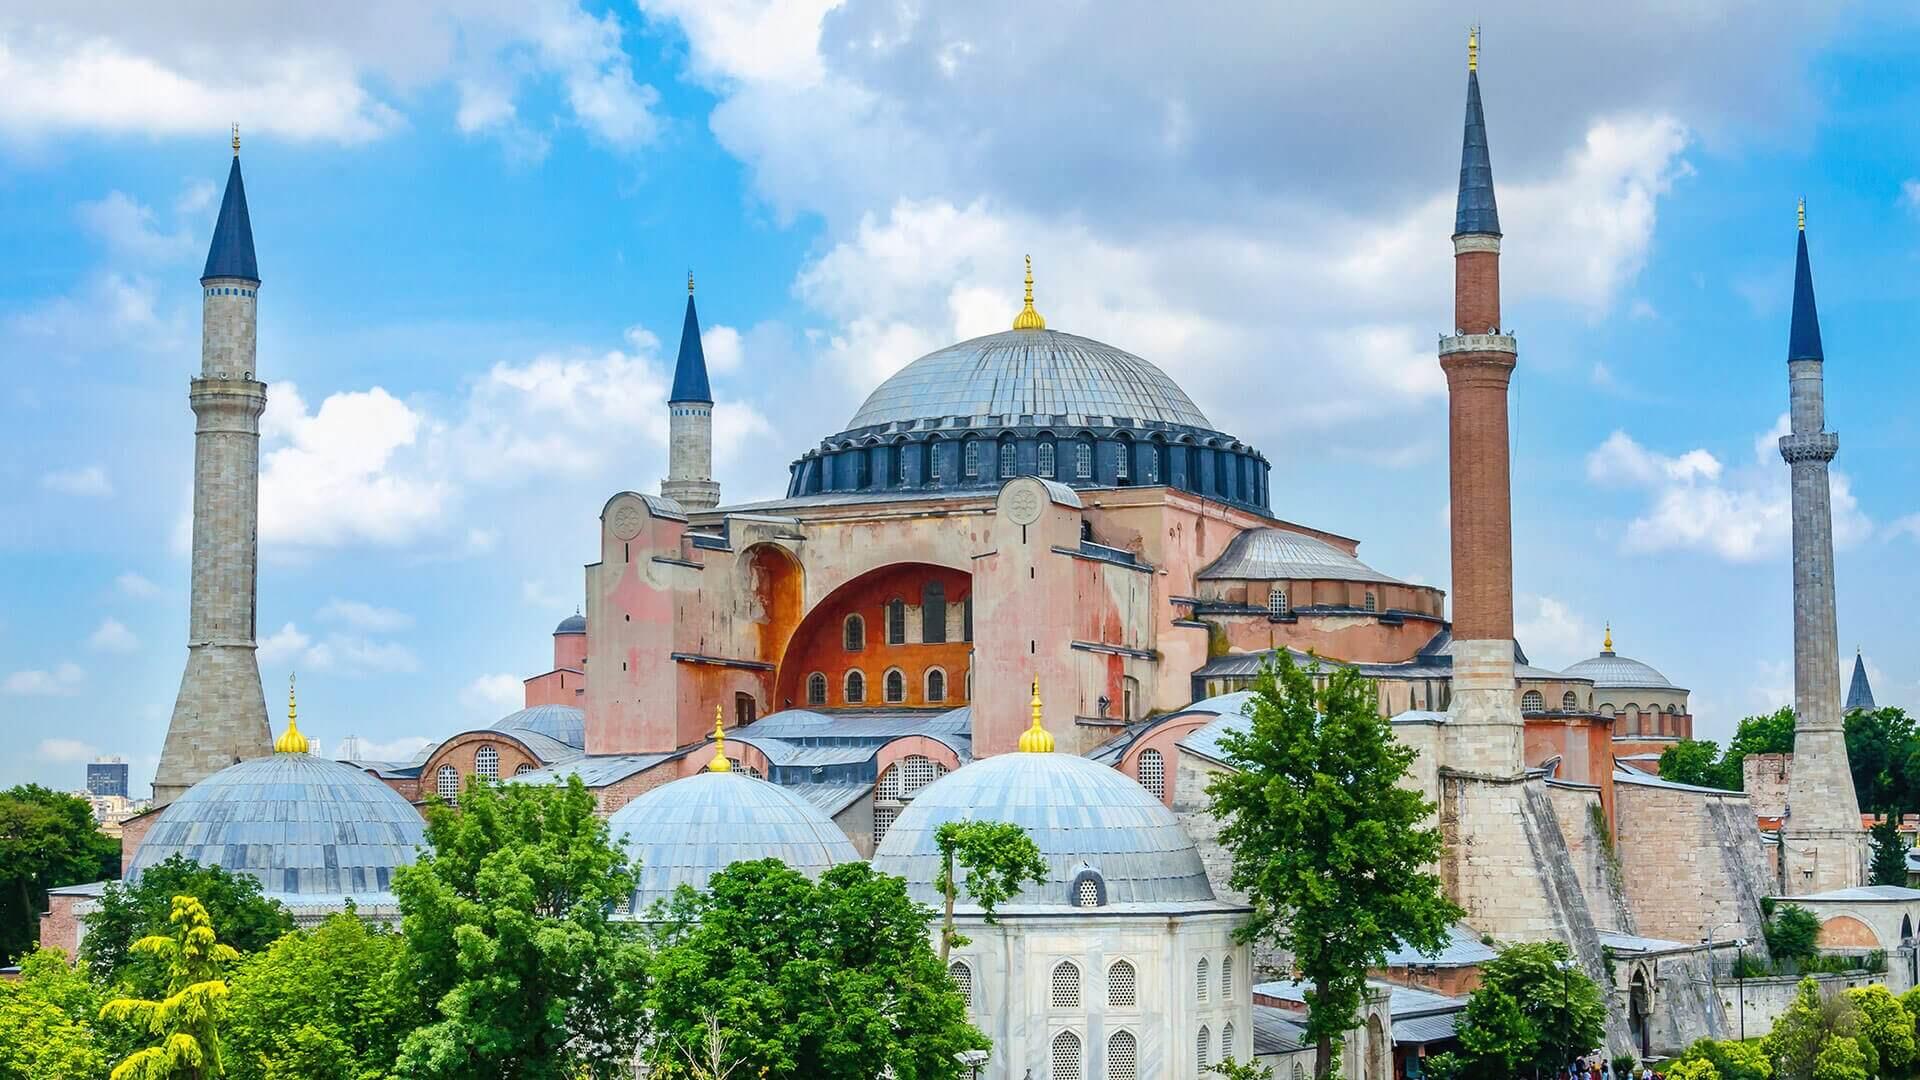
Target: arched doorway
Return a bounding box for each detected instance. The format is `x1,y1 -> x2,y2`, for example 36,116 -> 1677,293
1628,967 -> 1652,1059
1365,1015 -> 1389,1080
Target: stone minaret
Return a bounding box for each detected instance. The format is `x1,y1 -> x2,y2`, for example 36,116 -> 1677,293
661,273 -> 719,510
1778,204 -> 1865,892
1440,29 -> 1523,778
153,129 -> 274,806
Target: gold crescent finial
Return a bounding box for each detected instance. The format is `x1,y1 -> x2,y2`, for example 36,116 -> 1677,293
274,673 -> 309,753
1012,255 -> 1047,330
706,705 -> 731,772
232,123 -> 241,156
1468,26 -> 1478,72
1603,623 -> 1613,653
688,269 -> 695,295
1019,678 -> 1055,752
1797,197 -> 1806,232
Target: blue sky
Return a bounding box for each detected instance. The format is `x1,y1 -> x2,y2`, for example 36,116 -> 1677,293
1,3 -> 1916,795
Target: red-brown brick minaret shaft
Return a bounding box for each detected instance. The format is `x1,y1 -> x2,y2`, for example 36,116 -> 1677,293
1441,30 -> 1524,777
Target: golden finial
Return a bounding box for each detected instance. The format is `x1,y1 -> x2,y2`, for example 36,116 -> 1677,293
1018,679 -> 1055,753
1797,197 -> 1806,232
688,269 -> 695,295
1012,255 -> 1047,331
706,706 -> 731,772
232,123 -> 241,156
1467,26 -> 1478,73
1603,623 -> 1613,653
274,673 -> 308,753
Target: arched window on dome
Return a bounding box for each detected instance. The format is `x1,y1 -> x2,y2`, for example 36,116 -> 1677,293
844,670 -> 866,704
896,440 -> 911,485
1106,1030 -> 1137,1080
1107,960 -> 1137,1008
1197,1025 -> 1211,1069
1076,879 -> 1100,907
1563,690 -> 1579,712
1145,441 -> 1163,483
1521,690 -> 1544,712
1051,960 -> 1082,1008
1268,587 -> 1288,615
927,435 -> 944,484
926,668 -> 947,703
1114,437 -> 1130,482
1196,957 -> 1210,1002
807,672 -> 828,707
1039,440 -> 1056,478
999,438 -> 1016,479
949,960 -> 974,1009
1076,440 -> 1093,479
1052,1031 -> 1083,1080
475,744 -> 499,781
963,439 -> 980,479
886,599 -> 906,645
436,764 -> 459,802
1137,748 -> 1165,800
1667,703 -> 1680,715
884,668 -> 906,704
843,614 -> 865,652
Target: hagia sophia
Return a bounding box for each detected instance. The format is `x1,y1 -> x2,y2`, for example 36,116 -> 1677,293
39,32 -> 1913,1080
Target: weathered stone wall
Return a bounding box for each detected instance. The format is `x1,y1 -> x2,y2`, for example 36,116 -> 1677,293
1743,753 -> 1791,819
1613,779 -> 1771,955
1717,971 -> 1880,1040
1544,780 -> 1633,934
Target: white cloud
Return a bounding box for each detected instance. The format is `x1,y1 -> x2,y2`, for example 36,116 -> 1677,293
1515,594 -> 1600,670
258,382 -> 450,550
257,622 -> 321,668
703,325 -> 744,375
87,617 -> 139,653
459,673 -> 524,714
75,190 -> 195,262
522,579 -> 570,610
466,528 -> 500,553
37,738 -> 99,763
117,571 -> 160,598
1901,180 -> 1920,218
1890,513 -> 1920,543
42,464 -> 113,496
318,598 -> 413,633
5,662 -> 84,696
328,636 -> 420,674
9,272 -> 182,353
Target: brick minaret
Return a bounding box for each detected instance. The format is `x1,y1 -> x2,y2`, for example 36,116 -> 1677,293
154,129 -> 273,805
1440,30 -> 1523,778
661,273 -> 719,510
1778,204 -> 1865,893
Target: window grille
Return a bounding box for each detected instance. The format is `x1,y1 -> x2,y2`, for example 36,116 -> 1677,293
1107,960 -> 1137,1008
1364,591 -> 1377,612
1039,441 -> 1055,477
1000,441 -> 1016,478
844,614 -> 865,651
1222,955 -> 1233,998
1137,749 -> 1165,800
885,669 -> 905,703
1268,587 -> 1288,614
872,804 -> 898,844
901,755 -> 942,796
475,744 -> 499,780
1106,1031 -> 1137,1080
877,766 -> 902,799
887,600 -> 906,644
1076,442 -> 1093,478
949,961 -> 973,1008
1051,961 -> 1081,1008
514,764 -> 533,776
1522,690 -> 1545,712
1076,879 -> 1100,908
845,670 -> 866,703
1196,958 -> 1210,1002
436,764 -> 459,801
1563,690 -> 1579,711
1197,1026 -> 1210,1068
1115,446 -> 1129,480
926,669 -> 946,702
807,673 -> 828,706
964,440 -> 979,477
1222,1022 -> 1235,1061
1051,1031 -> 1082,1080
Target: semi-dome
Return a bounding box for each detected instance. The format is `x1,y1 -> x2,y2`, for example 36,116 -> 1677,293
871,748 -> 1216,908
491,704 -> 585,749
553,613 -> 586,635
845,329 -> 1212,432
607,770 -> 859,913
1198,527 -> 1405,585
126,752 -> 426,902
1563,651 -> 1675,690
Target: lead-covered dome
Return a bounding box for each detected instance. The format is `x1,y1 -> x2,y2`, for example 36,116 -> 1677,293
607,771 -> 860,913
1563,651 -> 1675,690
847,329 -> 1212,431
127,753 -> 426,903
871,750 -> 1216,909
491,704 -> 586,749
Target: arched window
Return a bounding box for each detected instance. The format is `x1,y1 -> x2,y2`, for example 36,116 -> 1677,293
1667,703 -> 1680,715
999,439 -> 1016,479
1145,444 -> 1161,483
1563,690 -> 1579,711
1051,960 -> 1082,1008
1196,958 -> 1210,1003
1268,587 -> 1288,615
1052,1031 -> 1083,1080
1521,690 -> 1544,712
963,439 -> 980,478
1222,955 -> 1233,999
1106,1030 -> 1137,1080
514,764 -> 533,776
886,599 -> 906,645
922,581 -> 948,643
926,668 -> 947,703
1107,960 -> 1137,1008
1114,442 -> 1129,481
897,442 -> 911,485
928,437 -> 944,483
1039,441 -> 1056,477
949,960 -> 974,1008
436,764 -> 459,801
1197,1025 -> 1211,1069
845,670 -> 866,704
475,744 -> 499,780
1076,441 -> 1093,478
1364,591 -> 1377,612
884,668 -> 906,703
1076,879 -> 1100,907
1222,1022 -> 1235,1062
807,672 -> 828,706
1137,748 -> 1165,800
843,614 -> 865,651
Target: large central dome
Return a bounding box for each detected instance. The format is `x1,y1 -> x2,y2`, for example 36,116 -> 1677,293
846,329 -> 1212,431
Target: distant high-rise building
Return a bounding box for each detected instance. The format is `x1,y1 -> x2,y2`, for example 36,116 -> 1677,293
87,757 -> 130,799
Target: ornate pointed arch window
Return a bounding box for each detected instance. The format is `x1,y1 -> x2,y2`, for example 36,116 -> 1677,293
1052,1031 -> 1083,1080
884,668 -> 906,703
1051,960 -> 1082,1008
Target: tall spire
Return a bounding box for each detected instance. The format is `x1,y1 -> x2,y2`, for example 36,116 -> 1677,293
1789,202 -> 1824,362
202,129 -> 259,283
668,275 -> 713,404
1846,651 -> 1877,713
1454,28 -> 1501,239
1012,255 -> 1047,330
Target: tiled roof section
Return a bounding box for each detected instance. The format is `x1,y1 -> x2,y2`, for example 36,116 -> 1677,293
202,156 -> 260,282
1198,527 -> 1404,585
510,753 -> 674,788
843,328 -> 1212,431
1252,1005 -> 1309,1055
492,704 -> 587,750
1381,922 -> 1498,967
669,292 -> 713,403
1455,69 -> 1501,237
1846,653 -> 1877,712
791,781 -> 872,818
126,753 -> 425,903
1789,225 -> 1824,362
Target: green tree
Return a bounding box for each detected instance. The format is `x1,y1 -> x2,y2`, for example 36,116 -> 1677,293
1668,1060 -> 1720,1080
643,859 -> 985,1079
0,947 -> 109,1079
1841,984 -> 1914,1074
223,911 -> 414,1080
1764,904 -> 1820,967
1844,706 -> 1915,814
1765,977 -> 1873,1080
1810,1036 -> 1869,1080
100,895 -> 238,1080
1675,1037 -> 1772,1080
0,785 -> 120,964
1730,707 -> 1797,758
932,819 -> 1047,963
1867,817 -> 1908,886
82,856 -> 293,987
1205,654 -> 1460,1080
1658,740 -> 1738,791
1451,984 -> 1535,1080
1439,941 -> 1606,1080
392,776 -> 644,1080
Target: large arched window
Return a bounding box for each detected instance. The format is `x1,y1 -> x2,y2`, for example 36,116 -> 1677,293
843,614 -> 865,651
1106,1031 -> 1137,1080
922,581 -> 947,643
963,439 -> 980,478
806,672 -> 828,706
1563,690 -> 1579,712
884,668 -> 906,703
1196,1025 -> 1211,1069
475,744 -> 499,780
1196,958 -> 1210,1002
436,764 -> 459,801
873,755 -> 948,845
1076,440 -> 1093,479
844,670 -> 866,704
1052,1031 -> 1083,1080
926,668 -> 947,703
1051,960 -> 1081,1008
1521,690 -> 1545,712
1039,440 -> 1056,478
1137,748 -> 1165,800
999,439 -> 1016,479
1268,587 -> 1288,615
1107,960 -> 1137,1008
886,599 -> 907,645
949,960 -> 974,1009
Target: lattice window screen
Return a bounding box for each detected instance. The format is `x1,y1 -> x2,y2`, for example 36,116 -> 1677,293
1137,749 -> 1165,800
1051,961 -> 1081,1008
1106,1031 -> 1137,1080
1107,961 -> 1136,1008
1052,1031 -> 1082,1080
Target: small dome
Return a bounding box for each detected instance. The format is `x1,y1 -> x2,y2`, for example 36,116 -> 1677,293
871,751 -> 1214,908
554,613 -> 586,635
1198,527 -> 1404,585
127,753 -> 426,902
607,771 -> 859,913
491,704 -> 585,749
1563,651 -> 1675,690
844,329 -> 1212,431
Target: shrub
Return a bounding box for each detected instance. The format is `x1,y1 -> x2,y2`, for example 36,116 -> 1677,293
1843,983 -> 1915,1072
1730,952 -> 1769,979
1676,1037 -> 1771,1080
1810,1035 -> 1869,1080
1669,1059 -> 1720,1080
1765,904 -> 1820,965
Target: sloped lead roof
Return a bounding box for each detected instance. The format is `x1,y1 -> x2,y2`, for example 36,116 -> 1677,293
1197,527 -> 1405,585
202,156 -> 260,283
1789,226 -> 1824,362
1847,653 -> 1877,712
1455,70 -> 1501,237
669,292 -> 713,403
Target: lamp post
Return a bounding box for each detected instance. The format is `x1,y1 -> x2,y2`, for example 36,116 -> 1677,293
1703,920 -> 1746,1041
955,1049 -> 989,1080
1558,956 -> 1579,1079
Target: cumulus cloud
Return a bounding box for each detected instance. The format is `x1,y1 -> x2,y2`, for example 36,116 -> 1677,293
256,620 -> 417,675
702,325 -> 744,375
257,622 -> 321,668
1901,180 -> 1920,218
258,382 -> 450,550
5,662 -> 84,696
1890,513 -> 1920,543
116,571 -> 160,598
75,190 -> 197,262
1515,594 -> 1601,670
459,673 -> 524,714
87,617 -> 139,653
318,598 -> 414,633
42,464 -> 112,496
37,738 -> 99,763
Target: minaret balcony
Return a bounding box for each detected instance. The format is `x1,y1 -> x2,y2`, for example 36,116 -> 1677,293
1438,332 -> 1516,356
1779,431 -> 1838,464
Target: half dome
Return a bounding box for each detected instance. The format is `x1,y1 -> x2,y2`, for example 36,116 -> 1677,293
491,704 -> 586,749
1563,651 -> 1675,690
871,750 -> 1216,909
607,771 -> 860,913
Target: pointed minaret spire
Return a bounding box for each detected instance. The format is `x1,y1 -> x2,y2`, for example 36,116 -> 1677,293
203,127 -> 259,284
1455,28 -> 1501,240
1846,651 -> 1877,714
661,273 -> 720,510
669,274 -> 713,405
1789,200 -> 1824,362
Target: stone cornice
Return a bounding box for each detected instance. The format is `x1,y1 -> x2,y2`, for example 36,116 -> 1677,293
1453,234 -> 1502,256
1779,432 -> 1839,464
1438,333 -> 1517,357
